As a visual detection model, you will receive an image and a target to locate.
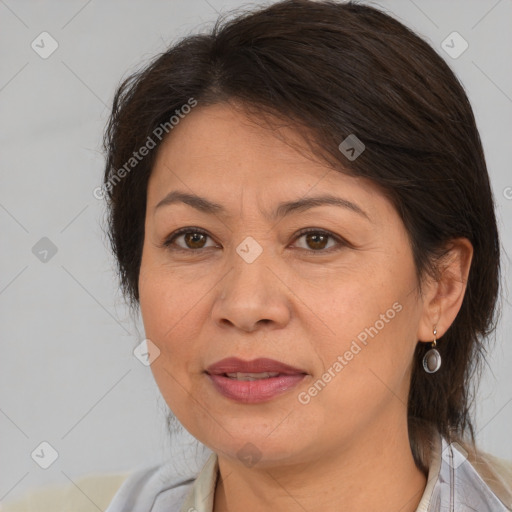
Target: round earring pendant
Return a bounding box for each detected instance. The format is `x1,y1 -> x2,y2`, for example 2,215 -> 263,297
423,348 -> 441,373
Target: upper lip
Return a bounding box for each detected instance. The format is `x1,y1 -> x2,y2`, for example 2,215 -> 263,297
206,357 -> 307,375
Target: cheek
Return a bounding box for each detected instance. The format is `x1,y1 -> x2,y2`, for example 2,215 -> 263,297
138,244 -> 210,334
138,268 -> 209,427
139,269 -> 202,356
138,265 -> 188,387
308,257 -> 420,410
303,308 -> 417,444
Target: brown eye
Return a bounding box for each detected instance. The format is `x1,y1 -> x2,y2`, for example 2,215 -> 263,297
293,229 -> 346,253
182,232 -> 207,249
304,232 -> 329,250
163,228 -> 216,251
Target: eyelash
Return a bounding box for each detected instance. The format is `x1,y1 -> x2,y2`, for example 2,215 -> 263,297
161,227 -> 349,255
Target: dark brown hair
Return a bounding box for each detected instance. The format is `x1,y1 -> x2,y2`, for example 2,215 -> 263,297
103,0 -> 501,472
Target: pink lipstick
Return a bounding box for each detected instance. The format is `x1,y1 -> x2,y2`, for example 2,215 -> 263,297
205,357 -> 307,404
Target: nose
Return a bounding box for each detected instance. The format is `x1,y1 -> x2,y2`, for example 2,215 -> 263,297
211,247 -> 292,333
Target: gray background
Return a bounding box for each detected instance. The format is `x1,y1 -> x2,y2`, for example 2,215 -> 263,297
1,0 -> 511,504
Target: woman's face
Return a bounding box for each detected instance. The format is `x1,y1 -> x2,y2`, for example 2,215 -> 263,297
139,102 -> 429,466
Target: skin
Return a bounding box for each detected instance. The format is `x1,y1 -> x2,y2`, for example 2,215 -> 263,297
138,102 -> 473,512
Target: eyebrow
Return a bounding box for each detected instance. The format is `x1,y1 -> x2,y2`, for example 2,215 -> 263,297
154,190 -> 370,221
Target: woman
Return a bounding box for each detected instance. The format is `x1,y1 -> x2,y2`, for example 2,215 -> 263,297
3,2 -> 510,512
99,0 -> 512,510
84,0 -> 512,510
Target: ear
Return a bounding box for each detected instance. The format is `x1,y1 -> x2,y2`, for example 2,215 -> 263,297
416,237 -> 473,343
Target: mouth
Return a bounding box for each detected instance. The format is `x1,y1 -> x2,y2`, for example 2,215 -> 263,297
205,357 -> 307,403
206,357 -> 306,375
223,371 -> 281,381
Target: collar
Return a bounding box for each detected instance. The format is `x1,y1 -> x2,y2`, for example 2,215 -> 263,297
180,451 -> 218,512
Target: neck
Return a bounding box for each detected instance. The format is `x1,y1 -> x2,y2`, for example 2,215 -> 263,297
213,418 -> 428,512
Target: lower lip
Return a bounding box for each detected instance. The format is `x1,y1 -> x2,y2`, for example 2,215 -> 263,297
207,373 -> 306,404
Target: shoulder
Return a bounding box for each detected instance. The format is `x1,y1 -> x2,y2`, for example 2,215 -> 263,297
1,452 -> 211,512
104,459 -> 198,512
0,471 -> 131,512
459,439 -> 512,510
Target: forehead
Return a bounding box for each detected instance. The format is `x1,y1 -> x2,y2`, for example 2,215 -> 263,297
153,103 -> 328,178
147,103 -> 388,221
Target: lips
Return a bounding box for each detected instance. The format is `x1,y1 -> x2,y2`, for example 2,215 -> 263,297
206,357 -> 306,375
205,357 -> 307,403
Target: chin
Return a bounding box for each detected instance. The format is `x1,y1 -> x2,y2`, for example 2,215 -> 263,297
197,426 -> 313,467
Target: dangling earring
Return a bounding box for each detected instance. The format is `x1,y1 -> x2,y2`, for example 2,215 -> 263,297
423,327 -> 441,373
